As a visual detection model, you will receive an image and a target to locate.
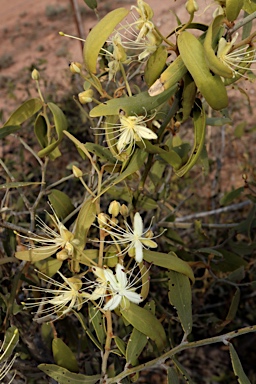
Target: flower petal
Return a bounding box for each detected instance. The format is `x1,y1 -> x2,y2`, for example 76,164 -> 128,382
134,212 -> 143,236
104,294 -> 121,311
135,239 -> 143,263
115,263 -> 127,288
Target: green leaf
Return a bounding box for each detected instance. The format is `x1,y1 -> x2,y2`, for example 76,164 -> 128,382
89,87 -> 177,117
0,125 -> 21,139
229,344 -> 251,384
243,0 -> 256,13
73,198 -> 97,251
34,113 -> 47,148
35,257 -> 63,278
167,367 -> 180,384
83,8 -> 129,73
38,102 -> 68,157
73,312 -> 103,351
0,181 -> 42,190
140,139 -> 182,170
175,104 -> 206,177
52,338 -> 79,373
38,364 -> 101,384
85,142 -> 116,163
115,336 -> 126,357
172,356 -> 196,383
168,271 -> 193,336
121,303 -> 166,351
83,0 -> 97,10
3,98 -> 43,127
0,327 -> 19,363
49,189 -> 75,220
126,326 -> 148,366
144,45 -> 168,87
220,187 -> 244,205
98,149 -> 148,198
206,117 -> 233,126
211,249 -> 247,273
143,250 -> 195,283
89,305 -> 106,345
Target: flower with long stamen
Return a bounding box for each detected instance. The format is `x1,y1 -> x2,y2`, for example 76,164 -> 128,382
131,0 -> 155,42
15,209 -> 80,263
111,110 -> 157,154
98,212 -> 159,263
0,354 -> 17,384
23,270 -> 94,322
103,263 -> 144,311
217,35 -> 256,78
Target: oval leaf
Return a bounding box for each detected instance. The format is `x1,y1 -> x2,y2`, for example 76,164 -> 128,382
143,249 -> 195,283
3,98 -> 43,127
168,271 -> 193,336
49,189 -> 75,220
83,8 -> 129,73
52,338 -> 79,373
120,302 -> 166,351
38,364 -> 101,384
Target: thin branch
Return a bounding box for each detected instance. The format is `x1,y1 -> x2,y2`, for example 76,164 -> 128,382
106,325 -> 256,383
228,11 -> 256,35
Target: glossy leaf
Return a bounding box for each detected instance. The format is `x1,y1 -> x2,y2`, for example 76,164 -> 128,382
52,338 -> 79,373
49,189 -> 75,220
115,336 -> 126,357
229,343 -> 251,384
39,364 -> 101,384
73,312 -> 103,351
121,303 -> 166,351
83,8 -> 129,73
143,250 -> 195,283
90,87 -> 177,117
175,103 -> 206,177
141,139 -> 182,170
182,73 -> 197,122
85,142 -> 116,163
243,0 -> 256,13
3,98 -> 43,127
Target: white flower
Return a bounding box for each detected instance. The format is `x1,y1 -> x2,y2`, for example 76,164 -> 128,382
15,209 -> 79,262
217,35 -> 256,78
103,263 -> 144,311
98,212 -> 158,263
108,111 -> 157,155
23,270 -> 93,322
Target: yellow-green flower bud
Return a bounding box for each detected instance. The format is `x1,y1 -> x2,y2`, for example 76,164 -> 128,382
78,89 -> 94,104
69,61 -> 82,74
72,165 -> 83,178
56,249 -> 69,261
109,217 -> 119,227
31,69 -> 40,80
145,229 -> 154,239
108,200 -> 121,217
185,0 -> 199,14
98,213 -> 109,228
120,204 -> 129,217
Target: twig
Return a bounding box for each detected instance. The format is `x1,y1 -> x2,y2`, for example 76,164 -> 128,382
172,200 -> 251,222
228,11 -> 256,35
106,325 -> 256,383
